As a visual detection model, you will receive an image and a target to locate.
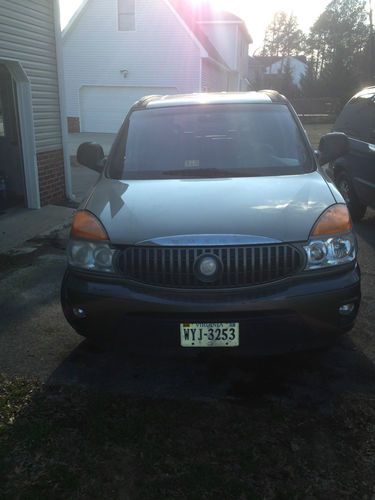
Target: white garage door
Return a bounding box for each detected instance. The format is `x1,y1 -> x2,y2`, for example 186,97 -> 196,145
79,86 -> 178,133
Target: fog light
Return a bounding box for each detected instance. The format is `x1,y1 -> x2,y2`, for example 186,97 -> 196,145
73,307 -> 87,319
339,303 -> 355,316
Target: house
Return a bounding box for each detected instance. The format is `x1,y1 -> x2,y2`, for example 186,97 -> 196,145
0,0 -> 71,209
248,55 -> 308,89
62,0 -> 252,134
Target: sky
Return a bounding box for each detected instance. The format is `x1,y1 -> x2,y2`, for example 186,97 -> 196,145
59,0 -> 331,52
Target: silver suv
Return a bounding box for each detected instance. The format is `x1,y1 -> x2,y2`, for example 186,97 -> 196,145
61,91 -> 360,355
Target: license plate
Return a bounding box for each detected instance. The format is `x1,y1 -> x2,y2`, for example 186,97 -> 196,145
180,323 -> 239,348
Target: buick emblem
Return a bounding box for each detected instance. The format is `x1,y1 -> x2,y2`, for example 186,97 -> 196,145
194,254 -> 222,283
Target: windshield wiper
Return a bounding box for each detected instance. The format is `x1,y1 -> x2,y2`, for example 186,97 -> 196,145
161,168 -> 235,177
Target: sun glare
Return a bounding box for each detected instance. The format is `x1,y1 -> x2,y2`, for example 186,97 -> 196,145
59,0 -> 331,47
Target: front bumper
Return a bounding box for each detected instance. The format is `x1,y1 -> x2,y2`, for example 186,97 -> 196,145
61,265 -> 361,356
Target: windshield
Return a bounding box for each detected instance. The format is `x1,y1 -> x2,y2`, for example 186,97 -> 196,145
107,104 -> 314,180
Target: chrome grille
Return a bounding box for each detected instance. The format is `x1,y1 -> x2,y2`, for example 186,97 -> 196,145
115,244 -> 303,288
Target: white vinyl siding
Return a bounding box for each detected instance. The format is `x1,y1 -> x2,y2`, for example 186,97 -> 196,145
0,0 -> 62,152
80,85 -> 177,132
200,23 -> 238,71
63,0 -> 202,120
201,59 -> 229,92
118,0 -> 135,31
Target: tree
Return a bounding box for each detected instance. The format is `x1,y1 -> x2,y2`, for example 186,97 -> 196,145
259,12 -> 304,97
304,0 -> 369,99
260,0 -> 371,99
262,12 -> 304,57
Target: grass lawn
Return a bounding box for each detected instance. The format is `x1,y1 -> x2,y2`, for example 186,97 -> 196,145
1,374 -> 375,499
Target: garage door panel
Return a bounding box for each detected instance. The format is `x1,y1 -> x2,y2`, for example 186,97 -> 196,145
80,86 -> 177,133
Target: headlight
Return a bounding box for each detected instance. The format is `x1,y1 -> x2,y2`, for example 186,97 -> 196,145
68,240 -> 116,273
67,211 -> 115,273
304,204 -> 356,270
304,233 -> 356,270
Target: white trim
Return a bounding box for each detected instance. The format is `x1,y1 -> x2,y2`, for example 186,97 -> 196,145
0,58 -> 40,209
62,0 -> 89,37
235,25 -> 239,75
164,0 -> 208,58
54,0 -> 74,201
197,20 -> 243,25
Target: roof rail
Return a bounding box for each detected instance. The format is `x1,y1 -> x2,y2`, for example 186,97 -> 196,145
259,90 -> 287,103
133,95 -> 163,109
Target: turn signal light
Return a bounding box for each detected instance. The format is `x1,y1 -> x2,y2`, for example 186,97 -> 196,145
71,210 -> 108,241
311,204 -> 352,237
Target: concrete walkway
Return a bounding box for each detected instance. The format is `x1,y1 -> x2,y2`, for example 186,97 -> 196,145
0,205 -> 75,254
71,165 -> 100,202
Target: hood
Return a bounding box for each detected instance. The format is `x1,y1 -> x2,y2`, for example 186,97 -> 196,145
85,172 -> 336,245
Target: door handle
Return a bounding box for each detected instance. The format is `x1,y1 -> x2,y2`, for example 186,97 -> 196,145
369,144 -> 375,153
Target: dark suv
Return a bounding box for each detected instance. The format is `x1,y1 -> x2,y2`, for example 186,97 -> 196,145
331,86 -> 375,221
61,91 -> 360,355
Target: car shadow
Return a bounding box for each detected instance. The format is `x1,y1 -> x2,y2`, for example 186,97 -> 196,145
47,333 -> 375,412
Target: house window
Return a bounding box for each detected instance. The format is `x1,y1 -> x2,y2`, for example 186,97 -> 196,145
118,0 -> 135,31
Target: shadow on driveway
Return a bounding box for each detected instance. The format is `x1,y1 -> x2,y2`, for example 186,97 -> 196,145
47,335 -> 375,410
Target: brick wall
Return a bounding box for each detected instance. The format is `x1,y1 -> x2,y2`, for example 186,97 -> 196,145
37,149 -> 66,206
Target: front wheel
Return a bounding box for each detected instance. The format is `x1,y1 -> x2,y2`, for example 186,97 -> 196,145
336,172 -> 367,222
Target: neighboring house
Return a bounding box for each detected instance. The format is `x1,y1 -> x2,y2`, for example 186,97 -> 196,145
0,0 -> 71,209
249,56 -> 308,89
63,0 -> 252,133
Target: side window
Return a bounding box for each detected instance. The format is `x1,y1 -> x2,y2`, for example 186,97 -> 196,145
118,0 -> 135,31
356,98 -> 375,144
334,100 -> 363,139
335,97 -> 375,144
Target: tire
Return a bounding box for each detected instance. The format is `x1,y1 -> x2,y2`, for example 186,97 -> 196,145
336,171 -> 367,222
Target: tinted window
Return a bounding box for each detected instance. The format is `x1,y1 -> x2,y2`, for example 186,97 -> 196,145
334,94 -> 375,144
108,104 -> 314,179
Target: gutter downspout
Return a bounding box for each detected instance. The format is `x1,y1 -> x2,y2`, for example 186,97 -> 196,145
199,58 -> 203,92
53,0 -> 74,201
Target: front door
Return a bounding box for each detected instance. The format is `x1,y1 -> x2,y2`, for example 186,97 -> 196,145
0,63 -> 26,211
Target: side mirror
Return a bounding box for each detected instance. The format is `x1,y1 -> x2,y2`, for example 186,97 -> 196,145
76,142 -> 105,173
318,132 -> 349,166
